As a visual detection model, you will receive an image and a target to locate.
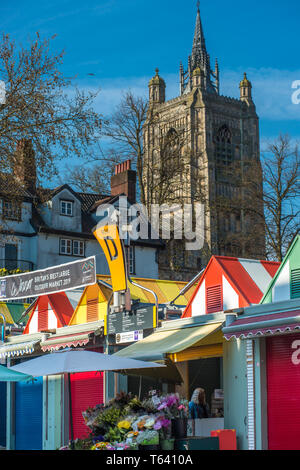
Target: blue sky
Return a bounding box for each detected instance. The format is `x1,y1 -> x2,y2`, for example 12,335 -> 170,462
1,0 -> 300,162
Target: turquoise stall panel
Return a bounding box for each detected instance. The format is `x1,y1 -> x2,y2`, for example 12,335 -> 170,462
15,377 -> 43,450
0,382 -> 6,447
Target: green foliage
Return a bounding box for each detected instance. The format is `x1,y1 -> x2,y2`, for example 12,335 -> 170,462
94,406 -> 126,435
73,438 -> 94,451
104,426 -> 124,444
0,268 -> 28,277
124,397 -> 144,414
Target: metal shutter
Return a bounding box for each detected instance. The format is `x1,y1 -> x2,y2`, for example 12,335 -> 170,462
15,377 -> 43,450
267,334 -> 300,450
38,297 -> 49,332
291,269 -> 300,299
70,348 -> 104,440
206,285 -> 222,314
246,340 -> 256,450
0,382 -> 6,447
87,299 -> 98,323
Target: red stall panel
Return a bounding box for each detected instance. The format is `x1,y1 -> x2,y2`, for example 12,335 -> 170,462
267,334 -> 300,450
70,370 -> 104,440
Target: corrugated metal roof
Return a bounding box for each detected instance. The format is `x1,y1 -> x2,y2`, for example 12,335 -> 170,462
216,257 -> 279,305
182,256 -> 280,318
0,302 -> 30,325
260,234 -> 300,304
97,275 -> 196,306
23,292 -> 75,335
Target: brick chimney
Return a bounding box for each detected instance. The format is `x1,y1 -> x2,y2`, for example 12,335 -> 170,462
111,160 -> 136,203
13,139 -> 36,193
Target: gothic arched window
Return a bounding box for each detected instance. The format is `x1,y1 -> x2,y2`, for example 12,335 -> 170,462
214,125 -> 233,180
162,128 -> 181,167
165,128 -> 179,151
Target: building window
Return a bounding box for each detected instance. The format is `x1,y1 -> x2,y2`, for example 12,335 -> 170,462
60,200 -> 73,216
4,244 -> 18,270
2,200 -> 22,221
60,239 -> 72,255
214,125 -> 233,181
125,245 -> 135,275
73,240 -> 85,257
60,239 -> 85,257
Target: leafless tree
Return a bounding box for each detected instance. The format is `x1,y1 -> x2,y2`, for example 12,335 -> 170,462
253,135 -> 299,261
0,32 -> 102,180
101,91 -> 148,204
223,134 -> 299,262
0,32 -> 104,241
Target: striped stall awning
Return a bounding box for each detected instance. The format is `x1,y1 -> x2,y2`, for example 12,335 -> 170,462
223,309 -> 300,340
0,340 -> 40,358
40,320 -> 104,352
40,331 -> 96,352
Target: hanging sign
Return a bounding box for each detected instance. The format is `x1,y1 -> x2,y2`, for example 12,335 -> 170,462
0,257 -> 96,301
93,224 -> 128,292
105,305 -> 156,336
116,330 -> 144,345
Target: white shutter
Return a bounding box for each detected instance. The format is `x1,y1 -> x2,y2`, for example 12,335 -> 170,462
246,339 -> 256,450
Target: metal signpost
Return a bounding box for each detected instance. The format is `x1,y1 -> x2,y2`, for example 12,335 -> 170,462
106,305 -> 156,344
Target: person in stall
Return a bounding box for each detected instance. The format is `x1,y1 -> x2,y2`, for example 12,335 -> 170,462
189,388 -> 211,419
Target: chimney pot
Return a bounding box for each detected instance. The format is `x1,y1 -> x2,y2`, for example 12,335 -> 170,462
111,159 -> 136,203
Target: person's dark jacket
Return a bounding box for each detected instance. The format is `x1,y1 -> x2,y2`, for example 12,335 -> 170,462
189,401 -> 211,419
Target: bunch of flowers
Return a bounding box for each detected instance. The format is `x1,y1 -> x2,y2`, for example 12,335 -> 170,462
80,392 -> 188,451
91,441 -> 119,451
82,404 -> 105,431
131,414 -> 157,432
153,416 -> 171,439
115,442 -> 131,450
94,406 -> 126,435
83,393 -> 135,436
156,394 -> 188,419
136,430 -> 159,446
0,267 -> 28,277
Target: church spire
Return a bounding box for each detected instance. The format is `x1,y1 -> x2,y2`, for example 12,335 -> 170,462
192,1 -> 207,62
180,2 -> 219,95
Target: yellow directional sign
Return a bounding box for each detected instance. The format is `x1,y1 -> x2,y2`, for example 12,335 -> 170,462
93,224 -> 128,293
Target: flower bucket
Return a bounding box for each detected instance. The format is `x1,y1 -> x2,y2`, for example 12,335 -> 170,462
139,432 -> 159,451
172,418 -> 188,439
161,438 -> 175,451
141,444 -> 160,451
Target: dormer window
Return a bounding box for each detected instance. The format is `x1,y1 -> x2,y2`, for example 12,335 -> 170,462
60,200 -> 73,216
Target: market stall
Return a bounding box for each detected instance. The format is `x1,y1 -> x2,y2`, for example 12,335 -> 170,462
113,313 -> 227,445
223,234 -> 300,450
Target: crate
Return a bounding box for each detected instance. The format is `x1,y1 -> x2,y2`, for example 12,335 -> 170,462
210,430 -> 237,450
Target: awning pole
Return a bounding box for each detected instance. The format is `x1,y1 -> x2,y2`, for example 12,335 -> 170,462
138,375 -> 142,400
128,275 -> 159,328
168,268 -> 205,306
0,313 -> 6,342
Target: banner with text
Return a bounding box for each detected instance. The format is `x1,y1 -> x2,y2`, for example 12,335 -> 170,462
0,257 -> 96,301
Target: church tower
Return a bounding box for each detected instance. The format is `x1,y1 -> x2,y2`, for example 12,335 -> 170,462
143,3 -> 265,281
149,68 -> 166,104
